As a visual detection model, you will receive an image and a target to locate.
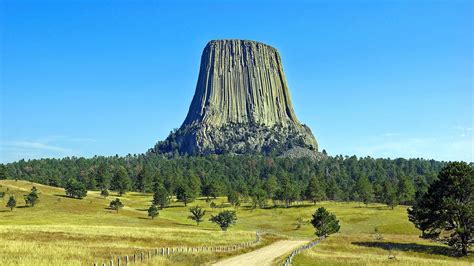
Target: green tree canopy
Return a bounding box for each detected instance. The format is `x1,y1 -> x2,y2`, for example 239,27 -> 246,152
110,166 -> 131,196
6,196 -> 16,211
310,207 -> 340,237
65,178 -> 87,199
408,162 -> 473,256
147,204 -> 159,219
356,174 -> 373,206
188,206 -> 206,226
209,210 -> 237,231
24,186 -> 39,207
100,189 -> 109,199
305,176 -> 326,204
152,183 -> 169,209
109,198 -> 124,213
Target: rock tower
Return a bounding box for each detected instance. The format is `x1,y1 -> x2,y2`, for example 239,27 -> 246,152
152,40 -> 318,156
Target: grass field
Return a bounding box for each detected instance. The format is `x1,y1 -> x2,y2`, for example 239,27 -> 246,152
0,180 -> 471,265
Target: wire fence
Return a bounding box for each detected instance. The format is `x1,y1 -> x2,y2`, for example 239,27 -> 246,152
282,236 -> 325,266
93,231 -> 262,266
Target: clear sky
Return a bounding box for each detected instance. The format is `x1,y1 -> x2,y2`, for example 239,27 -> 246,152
0,0 -> 472,163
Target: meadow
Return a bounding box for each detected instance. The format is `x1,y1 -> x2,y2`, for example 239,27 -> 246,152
0,180 -> 471,265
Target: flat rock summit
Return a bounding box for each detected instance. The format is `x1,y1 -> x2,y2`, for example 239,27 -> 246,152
151,39 -> 319,157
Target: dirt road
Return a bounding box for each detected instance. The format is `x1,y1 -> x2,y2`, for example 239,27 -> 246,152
212,240 -> 307,266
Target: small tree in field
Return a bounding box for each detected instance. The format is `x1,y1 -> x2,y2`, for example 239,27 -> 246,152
65,178 -> 87,199
109,198 -> 123,213
210,201 -> 217,209
408,162 -> 473,256
24,186 -> 39,207
6,196 -> 16,211
148,204 -> 159,219
152,183 -> 169,209
188,206 -> 206,226
310,207 -> 340,237
209,210 -> 237,231
100,189 -> 109,199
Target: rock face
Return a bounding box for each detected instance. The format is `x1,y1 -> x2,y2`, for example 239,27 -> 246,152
152,40 -> 318,156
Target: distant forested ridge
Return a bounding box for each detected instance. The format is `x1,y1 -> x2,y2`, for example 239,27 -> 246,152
0,154 -> 450,206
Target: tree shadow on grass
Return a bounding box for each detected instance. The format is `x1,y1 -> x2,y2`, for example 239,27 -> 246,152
352,241 -> 461,258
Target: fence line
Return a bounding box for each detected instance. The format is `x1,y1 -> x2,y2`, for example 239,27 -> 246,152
93,231 -> 263,266
282,236 -> 325,266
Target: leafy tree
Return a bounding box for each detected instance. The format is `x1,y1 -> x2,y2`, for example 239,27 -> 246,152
100,189 -> 109,199
109,198 -> 124,213
188,206 -> 206,226
408,162 -> 473,256
6,196 -> 16,211
209,210 -> 237,231
382,178 -> 398,209
110,166 -> 131,196
356,175 -> 373,206
305,176 -> 326,204
398,175 -> 415,205
24,186 -> 39,207
147,204 -> 159,219
65,178 -> 87,199
152,183 -> 169,209
310,207 -> 340,237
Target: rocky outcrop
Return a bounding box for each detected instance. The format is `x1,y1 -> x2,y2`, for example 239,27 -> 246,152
152,40 -> 318,156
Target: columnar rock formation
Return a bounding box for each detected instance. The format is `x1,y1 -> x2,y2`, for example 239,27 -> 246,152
152,40 -> 318,156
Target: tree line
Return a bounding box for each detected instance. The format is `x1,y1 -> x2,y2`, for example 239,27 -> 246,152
0,155 -> 447,208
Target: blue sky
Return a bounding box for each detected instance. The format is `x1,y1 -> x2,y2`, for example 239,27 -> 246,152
1,0 -> 472,163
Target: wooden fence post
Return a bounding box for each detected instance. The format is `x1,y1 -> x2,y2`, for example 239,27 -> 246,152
117,256 -> 121,266
109,260 -> 113,266
125,255 -> 129,265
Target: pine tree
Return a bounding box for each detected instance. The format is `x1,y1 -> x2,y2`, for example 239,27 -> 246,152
397,175 -> 415,205
209,210 -> 237,231
95,163 -> 110,190
109,198 -> 124,213
147,204 -> 159,219
0,164 -> 7,180
227,191 -> 240,207
310,207 -> 340,237
152,183 -> 169,209
6,196 -> 16,211
408,162 -> 473,256
356,175 -> 373,206
382,178 -> 398,210
65,178 -> 87,199
188,206 -> 206,226
24,186 -> 39,207
100,189 -> 109,199
110,166 -> 131,196
305,176 -> 326,204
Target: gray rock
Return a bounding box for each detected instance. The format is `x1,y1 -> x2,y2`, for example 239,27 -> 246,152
152,40 -> 319,156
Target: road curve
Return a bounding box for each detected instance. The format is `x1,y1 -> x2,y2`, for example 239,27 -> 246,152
212,240 -> 307,266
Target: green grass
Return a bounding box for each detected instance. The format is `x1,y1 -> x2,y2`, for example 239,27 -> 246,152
0,180 -> 471,265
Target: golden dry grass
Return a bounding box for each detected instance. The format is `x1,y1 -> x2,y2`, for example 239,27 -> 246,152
0,180 -> 472,265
